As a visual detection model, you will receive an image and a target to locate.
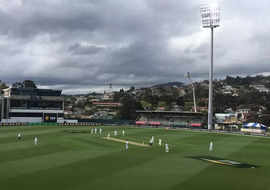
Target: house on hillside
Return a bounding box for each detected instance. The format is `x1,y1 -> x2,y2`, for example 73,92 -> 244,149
221,85 -> 239,96
250,85 -> 270,93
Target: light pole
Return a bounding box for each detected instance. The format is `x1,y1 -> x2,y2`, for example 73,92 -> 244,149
186,72 -> 197,113
200,4 -> 220,130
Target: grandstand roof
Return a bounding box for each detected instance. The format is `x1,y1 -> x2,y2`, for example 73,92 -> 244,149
3,87 -> 62,97
136,110 -> 204,115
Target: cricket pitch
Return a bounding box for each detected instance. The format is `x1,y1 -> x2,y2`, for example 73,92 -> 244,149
103,137 -> 150,147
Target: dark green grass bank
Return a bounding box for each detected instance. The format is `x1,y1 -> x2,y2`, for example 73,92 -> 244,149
0,126 -> 270,190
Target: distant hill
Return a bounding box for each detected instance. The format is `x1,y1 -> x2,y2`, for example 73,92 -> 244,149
153,81 -> 184,88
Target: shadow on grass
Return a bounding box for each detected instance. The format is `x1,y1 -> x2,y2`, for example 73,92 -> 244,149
187,155 -> 258,168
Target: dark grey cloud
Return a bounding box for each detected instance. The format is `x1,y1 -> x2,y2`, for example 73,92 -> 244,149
0,0 -> 269,93
68,43 -> 105,55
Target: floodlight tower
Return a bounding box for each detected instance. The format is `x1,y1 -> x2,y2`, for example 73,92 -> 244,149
186,72 -> 197,113
200,3 -> 220,130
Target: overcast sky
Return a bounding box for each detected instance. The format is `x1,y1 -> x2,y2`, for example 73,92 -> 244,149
0,0 -> 269,94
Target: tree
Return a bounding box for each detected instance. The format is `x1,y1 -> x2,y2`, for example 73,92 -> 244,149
158,101 -> 167,108
0,81 -> 8,89
113,88 -> 125,102
176,97 -> 184,107
22,80 -> 37,88
118,94 -> 143,120
128,86 -> 135,92
140,100 -> 152,110
12,82 -> 23,88
12,80 -> 37,88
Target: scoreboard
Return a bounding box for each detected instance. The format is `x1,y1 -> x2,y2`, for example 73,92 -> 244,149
43,113 -> 57,123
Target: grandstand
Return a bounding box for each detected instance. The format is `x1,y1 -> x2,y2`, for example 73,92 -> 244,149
136,110 -> 206,128
0,87 -> 64,123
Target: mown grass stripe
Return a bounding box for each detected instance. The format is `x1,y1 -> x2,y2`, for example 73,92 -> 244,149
0,149 -> 113,180
0,128 -> 63,138
2,149 -> 160,190
0,143 -> 71,163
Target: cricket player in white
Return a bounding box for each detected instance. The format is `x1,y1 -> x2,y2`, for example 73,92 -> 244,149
99,128 -> 102,135
34,137 -> 38,145
165,143 -> 169,152
149,137 -> 154,146
107,133 -> 110,138
94,128 -> 97,134
17,133 -> 22,140
125,141 -> 129,151
158,138 -> 162,146
114,130 -> 117,136
209,141 -> 213,152
122,130 -> 125,136
91,128 -> 94,134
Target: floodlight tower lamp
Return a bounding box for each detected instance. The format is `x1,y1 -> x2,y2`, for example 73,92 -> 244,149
200,4 -> 220,28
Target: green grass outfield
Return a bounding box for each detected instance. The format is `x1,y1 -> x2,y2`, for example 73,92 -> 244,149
0,125 -> 270,190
